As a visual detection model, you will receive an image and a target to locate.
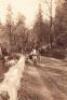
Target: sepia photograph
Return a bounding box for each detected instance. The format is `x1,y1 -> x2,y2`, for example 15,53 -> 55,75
0,0 -> 67,100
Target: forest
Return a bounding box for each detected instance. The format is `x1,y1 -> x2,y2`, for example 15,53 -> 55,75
0,0 -> 66,59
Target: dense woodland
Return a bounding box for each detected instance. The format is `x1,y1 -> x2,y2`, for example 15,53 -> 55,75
0,0 -> 67,59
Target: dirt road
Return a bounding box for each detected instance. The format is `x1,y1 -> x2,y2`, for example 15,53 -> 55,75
0,56 -> 67,100
19,57 -> 67,100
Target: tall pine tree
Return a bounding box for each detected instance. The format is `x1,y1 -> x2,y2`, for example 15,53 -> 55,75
33,4 -> 49,48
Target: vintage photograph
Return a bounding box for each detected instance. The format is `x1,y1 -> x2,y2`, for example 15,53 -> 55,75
0,0 -> 67,100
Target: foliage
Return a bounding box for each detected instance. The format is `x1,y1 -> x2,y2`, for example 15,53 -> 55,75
55,0 -> 67,37
32,4 -> 49,48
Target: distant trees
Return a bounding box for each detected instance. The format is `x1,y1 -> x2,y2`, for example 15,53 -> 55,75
55,0 -> 67,38
49,0 -> 55,48
13,13 -> 30,53
32,4 -> 49,48
41,0 -> 55,48
5,5 -> 14,52
0,1 -> 63,54
4,5 -> 30,53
